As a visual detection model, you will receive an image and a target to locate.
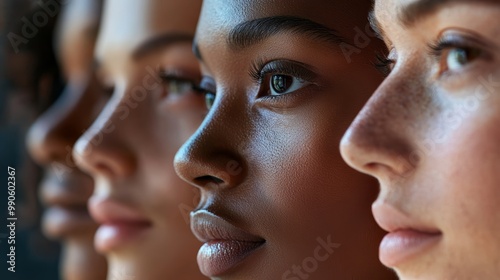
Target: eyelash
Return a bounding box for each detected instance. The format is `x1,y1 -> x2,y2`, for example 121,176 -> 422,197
249,59 -> 316,85
427,36 -> 488,77
428,37 -> 463,58
158,71 -> 202,95
102,85 -> 115,97
374,53 -> 395,77
193,77 -> 215,95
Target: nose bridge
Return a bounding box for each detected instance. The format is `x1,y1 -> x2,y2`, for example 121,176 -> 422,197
27,79 -> 93,166
73,88 -> 137,179
341,70 -> 424,177
175,87 -> 249,188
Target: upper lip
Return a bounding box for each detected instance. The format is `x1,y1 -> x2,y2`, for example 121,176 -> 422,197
372,202 -> 441,234
89,196 -> 151,226
191,210 -> 265,244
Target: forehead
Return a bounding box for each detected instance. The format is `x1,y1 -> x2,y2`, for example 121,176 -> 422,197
196,0 -> 374,44
96,0 -> 200,62
375,0 -> 500,26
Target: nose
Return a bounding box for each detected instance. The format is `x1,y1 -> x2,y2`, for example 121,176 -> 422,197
174,91 -> 247,191
26,77 -> 100,167
340,75 -> 422,181
73,90 -> 137,179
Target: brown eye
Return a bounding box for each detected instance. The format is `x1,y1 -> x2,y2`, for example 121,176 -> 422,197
269,74 -> 307,96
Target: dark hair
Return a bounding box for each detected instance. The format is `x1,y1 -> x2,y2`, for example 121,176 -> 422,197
4,0 -> 64,112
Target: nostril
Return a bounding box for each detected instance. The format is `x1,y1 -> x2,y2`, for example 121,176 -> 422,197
194,176 -> 224,188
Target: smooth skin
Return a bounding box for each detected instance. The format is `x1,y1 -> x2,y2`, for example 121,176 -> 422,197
26,1 -> 108,279
175,0 -> 397,279
73,0 -> 207,279
341,0 -> 500,279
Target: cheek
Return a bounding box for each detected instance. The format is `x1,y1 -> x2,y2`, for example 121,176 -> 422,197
433,108 -> 500,239
159,94 -> 207,140
251,100 -> 378,233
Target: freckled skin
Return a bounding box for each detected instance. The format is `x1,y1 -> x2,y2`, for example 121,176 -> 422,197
341,1 -> 500,279
72,0 -> 207,279
175,0 -> 396,279
26,1 -> 108,279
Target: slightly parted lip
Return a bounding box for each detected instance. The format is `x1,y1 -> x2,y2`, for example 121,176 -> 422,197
39,171 -> 96,238
373,202 -> 443,267
191,210 -> 266,277
89,196 -> 152,253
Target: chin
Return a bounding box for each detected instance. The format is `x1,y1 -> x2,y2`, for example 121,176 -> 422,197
61,241 -> 107,280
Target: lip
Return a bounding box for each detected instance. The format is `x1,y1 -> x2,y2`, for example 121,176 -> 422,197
191,210 -> 265,277
39,175 -> 96,238
372,203 -> 442,267
89,196 -> 152,253
42,206 -> 96,238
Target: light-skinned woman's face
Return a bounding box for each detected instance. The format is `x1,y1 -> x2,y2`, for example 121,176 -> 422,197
73,0 -> 206,279
341,0 -> 500,279
26,1 -> 107,279
174,0 -> 396,279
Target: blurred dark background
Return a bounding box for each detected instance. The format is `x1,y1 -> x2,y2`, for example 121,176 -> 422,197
1,0 -> 63,279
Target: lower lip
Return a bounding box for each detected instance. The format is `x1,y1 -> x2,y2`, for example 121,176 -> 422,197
379,229 -> 442,267
42,207 -> 96,238
94,222 -> 152,253
197,240 -> 264,277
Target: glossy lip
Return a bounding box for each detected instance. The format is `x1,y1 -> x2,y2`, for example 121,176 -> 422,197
191,210 -> 265,277
372,203 -> 442,267
89,196 -> 152,253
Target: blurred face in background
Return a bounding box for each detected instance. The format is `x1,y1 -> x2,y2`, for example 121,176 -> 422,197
26,0 -> 108,279
341,0 -> 500,279
72,0 -> 206,279
174,0 -> 396,279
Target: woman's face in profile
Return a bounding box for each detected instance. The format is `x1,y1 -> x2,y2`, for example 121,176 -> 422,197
341,0 -> 500,279
175,0 -> 395,279
26,0 -> 107,279
73,0 -> 206,279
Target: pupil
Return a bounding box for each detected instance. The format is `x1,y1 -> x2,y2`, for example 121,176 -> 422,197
272,75 -> 291,94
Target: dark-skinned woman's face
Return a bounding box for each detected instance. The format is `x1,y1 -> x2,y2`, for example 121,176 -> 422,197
175,0 -> 396,279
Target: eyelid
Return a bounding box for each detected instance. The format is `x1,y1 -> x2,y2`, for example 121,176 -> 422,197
373,48 -> 397,76
158,67 -> 201,82
427,32 -> 493,60
197,76 -> 216,93
250,59 -> 318,85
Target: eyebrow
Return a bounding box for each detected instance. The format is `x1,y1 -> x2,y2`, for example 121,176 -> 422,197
226,16 -> 346,51
399,0 -> 498,27
132,33 -> 194,60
